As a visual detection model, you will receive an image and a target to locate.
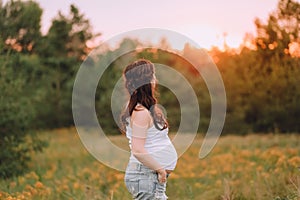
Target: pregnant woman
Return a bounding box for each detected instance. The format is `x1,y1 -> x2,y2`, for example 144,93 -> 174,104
121,59 -> 178,200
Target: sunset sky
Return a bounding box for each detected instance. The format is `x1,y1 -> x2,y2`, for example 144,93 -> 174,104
3,0 -> 282,49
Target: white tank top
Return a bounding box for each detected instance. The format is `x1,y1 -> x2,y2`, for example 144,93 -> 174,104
126,119 -> 178,170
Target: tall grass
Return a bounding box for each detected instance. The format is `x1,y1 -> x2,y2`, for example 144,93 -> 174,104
0,128 -> 299,200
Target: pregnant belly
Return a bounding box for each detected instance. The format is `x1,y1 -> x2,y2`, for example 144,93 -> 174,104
148,143 -> 178,170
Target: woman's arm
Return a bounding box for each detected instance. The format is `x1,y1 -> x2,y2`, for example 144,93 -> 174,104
131,108 -> 167,183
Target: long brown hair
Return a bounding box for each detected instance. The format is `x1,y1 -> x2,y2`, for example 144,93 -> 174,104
120,59 -> 168,131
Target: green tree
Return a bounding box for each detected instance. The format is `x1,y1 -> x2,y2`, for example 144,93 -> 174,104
36,4 -> 99,127
0,0 -> 42,54
217,0 -> 300,133
0,0 -> 47,178
255,0 -> 300,59
248,0 -> 300,132
0,44 -> 46,178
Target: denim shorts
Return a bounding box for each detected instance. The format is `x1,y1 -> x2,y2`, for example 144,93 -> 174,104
124,162 -> 168,200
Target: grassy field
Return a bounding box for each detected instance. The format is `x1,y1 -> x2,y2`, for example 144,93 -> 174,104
0,128 -> 300,200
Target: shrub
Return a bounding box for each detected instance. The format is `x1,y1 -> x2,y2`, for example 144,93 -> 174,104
0,54 -> 47,178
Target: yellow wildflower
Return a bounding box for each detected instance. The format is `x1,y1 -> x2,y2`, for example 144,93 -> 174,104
288,156 -> 300,168
35,181 -> 43,189
73,182 -> 80,189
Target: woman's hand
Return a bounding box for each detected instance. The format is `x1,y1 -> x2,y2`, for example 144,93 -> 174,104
157,168 -> 167,183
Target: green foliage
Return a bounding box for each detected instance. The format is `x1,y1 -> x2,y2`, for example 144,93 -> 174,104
0,0 -> 42,53
35,4 -> 98,128
215,45 -> 300,133
0,53 -> 47,178
255,0 -> 300,58
216,0 -> 300,133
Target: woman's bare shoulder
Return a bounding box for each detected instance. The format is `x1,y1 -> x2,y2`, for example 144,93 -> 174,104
132,106 -> 150,117
132,105 -> 151,126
